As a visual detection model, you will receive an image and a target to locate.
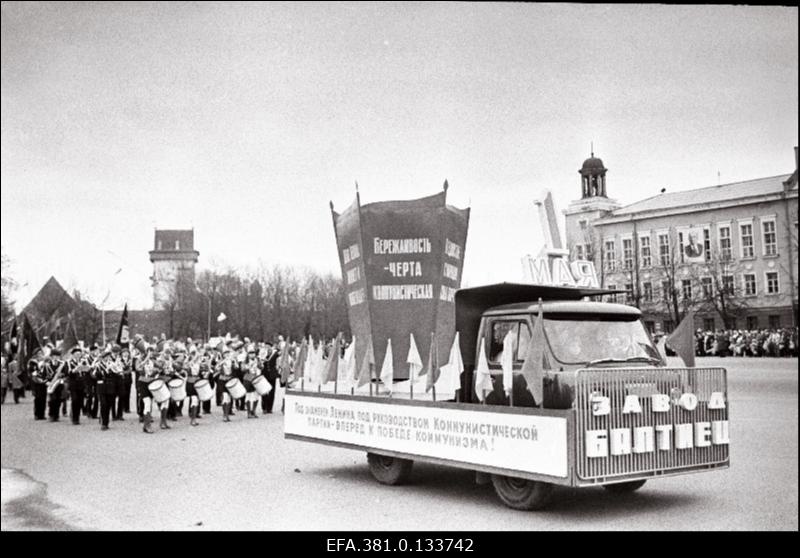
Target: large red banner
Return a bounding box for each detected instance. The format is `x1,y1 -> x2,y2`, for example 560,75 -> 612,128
331,186 -> 470,380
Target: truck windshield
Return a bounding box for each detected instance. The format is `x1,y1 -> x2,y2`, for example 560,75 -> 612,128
543,316 -> 662,365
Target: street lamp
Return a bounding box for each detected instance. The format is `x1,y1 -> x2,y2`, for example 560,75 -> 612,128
101,268 -> 122,346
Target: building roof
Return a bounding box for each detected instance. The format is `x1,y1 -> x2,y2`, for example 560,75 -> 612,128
581,156 -> 606,173
22,276 -> 77,320
607,174 -> 793,218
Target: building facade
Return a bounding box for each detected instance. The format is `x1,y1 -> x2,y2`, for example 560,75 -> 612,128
149,229 -> 199,310
565,149 -> 798,333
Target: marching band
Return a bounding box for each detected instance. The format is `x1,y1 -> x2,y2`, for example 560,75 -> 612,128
5,334 -> 294,433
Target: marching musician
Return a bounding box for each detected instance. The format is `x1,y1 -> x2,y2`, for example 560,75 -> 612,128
155,356 -> 172,430
67,347 -> 88,425
242,349 -> 260,419
138,349 -> 158,434
29,349 -> 47,420
116,347 -> 133,419
44,350 -> 65,422
109,346 -> 125,421
84,344 -> 100,419
93,349 -> 117,430
198,352 -> 213,417
261,343 -> 280,415
215,350 -> 235,422
185,355 -> 201,426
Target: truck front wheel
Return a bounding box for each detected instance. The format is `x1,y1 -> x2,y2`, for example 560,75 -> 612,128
602,480 -> 646,493
367,453 -> 414,485
490,474 -> 554,510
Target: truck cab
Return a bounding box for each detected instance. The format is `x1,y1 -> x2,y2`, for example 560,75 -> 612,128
477,300 -> 664,408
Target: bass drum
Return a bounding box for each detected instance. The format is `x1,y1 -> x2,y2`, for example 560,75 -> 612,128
148,379 -> 171,404
194,379 -> 214,402
225,378 -> 246,399
168,378 -> 187,401
252,375 -> 272,396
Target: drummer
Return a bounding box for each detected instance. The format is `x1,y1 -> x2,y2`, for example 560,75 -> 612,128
155,356 -> 172,430
215,351 -> 235,422
138,347 -> 158,434
198,351 -> 214,417
185,354 -> 201,426
242,349 -> 260,419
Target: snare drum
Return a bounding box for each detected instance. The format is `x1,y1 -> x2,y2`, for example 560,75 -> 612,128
168,378 -> 187,401
195,379 -> 214,402
252,375 -> 272,396
225,378 -> 246,399
148,379 -> 171,403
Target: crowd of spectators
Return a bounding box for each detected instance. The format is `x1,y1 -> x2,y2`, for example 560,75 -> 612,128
694,328 -> 798,357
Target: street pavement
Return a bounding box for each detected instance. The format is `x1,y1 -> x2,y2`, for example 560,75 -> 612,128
1,357 -> 797,531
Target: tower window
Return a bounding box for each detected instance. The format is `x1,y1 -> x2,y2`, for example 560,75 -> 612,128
157,240 -> 163,250
175,240 -> 180,250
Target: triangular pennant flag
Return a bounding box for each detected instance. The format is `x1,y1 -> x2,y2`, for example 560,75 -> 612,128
341,336 -> 357,384
501,329 -> 515,396
116,303 -> 130,347
303,336 -> 315,381
379,338 -> 394,392
279,341 -> 293,384
474,337 -> 492,402
406,333 -> 423,382
324,333 -> 343,384
666,310 -> 696,368
519,300 -> 546,405
356,336 -> 375,388
439,332 -> 463,397
294,339 -> 308,380
425,332 -> 440,392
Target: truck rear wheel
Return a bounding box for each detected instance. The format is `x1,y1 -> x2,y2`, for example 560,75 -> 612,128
490,474 -> 554,510
367,453 -> 413,485
602,480 -> 646,493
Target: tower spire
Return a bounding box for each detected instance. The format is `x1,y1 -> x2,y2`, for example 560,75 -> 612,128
590,141 -> 594,158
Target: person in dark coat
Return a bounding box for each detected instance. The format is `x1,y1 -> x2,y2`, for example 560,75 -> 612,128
261,345 -> 280,414
66,347 -> 88,424
29,350 -> 48,420
93,351 -> 117,430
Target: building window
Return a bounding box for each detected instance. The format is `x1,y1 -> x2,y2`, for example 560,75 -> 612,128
575,245 -> 584,260
746,316 -> 758,330
604,241 -> 616,272
740,223 -> 754,259
663,320 -> 675,334
658,233 -> 670,266
703,228 -> 711,262
157,240 -> 163,250
644,321 -> 655,334
703,318 -> 715,331
768,315 -> 780,328
661,280 -> 671,302
725,317 -> 737,329
681,279 -> 692,300
175,240 -> 181,250
584,243 -> 593,261
722,274 -> 734,295
678,232 -> 685,263
701,277 -> 713,299
640,236 -> 651,268
579,220 -> 587,230
718,225 -> 732,261
622,238 -> 633,270
743,273 -> 756,296
762,219 -> 777,256
643,281 -> 653,302
766,271 -> 779,294
624,283 -> 634,303
607,284 -> 617,303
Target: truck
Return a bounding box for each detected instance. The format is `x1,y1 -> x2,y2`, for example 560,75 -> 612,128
284,282 -> 730,510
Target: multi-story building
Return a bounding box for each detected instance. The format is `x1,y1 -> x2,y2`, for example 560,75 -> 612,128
565,148 -> 798,333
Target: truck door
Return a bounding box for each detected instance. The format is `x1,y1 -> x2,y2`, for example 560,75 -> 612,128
479,317 -> 536,406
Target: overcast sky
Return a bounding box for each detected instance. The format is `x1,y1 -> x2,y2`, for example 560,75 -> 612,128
2,2 -> 798,312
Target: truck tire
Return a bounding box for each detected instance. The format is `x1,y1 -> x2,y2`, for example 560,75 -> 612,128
367,453 -> 413,485
602,480 -> 646,493
490,474 -> 554,510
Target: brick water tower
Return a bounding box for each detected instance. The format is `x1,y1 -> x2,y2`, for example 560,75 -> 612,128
149,229 -> 199,310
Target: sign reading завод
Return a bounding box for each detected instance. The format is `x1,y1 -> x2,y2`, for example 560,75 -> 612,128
284,393 -> 569,478
331,188 -> 470,379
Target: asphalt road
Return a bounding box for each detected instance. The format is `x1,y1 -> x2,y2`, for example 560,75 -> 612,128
1,357 -> 797,531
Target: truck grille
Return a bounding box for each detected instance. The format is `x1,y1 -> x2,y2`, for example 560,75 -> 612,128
574,367 -> 729,483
